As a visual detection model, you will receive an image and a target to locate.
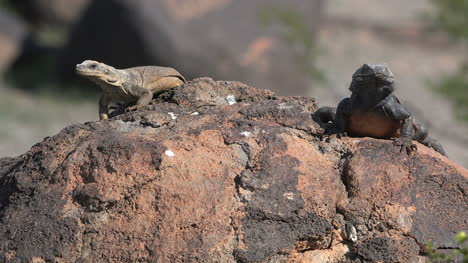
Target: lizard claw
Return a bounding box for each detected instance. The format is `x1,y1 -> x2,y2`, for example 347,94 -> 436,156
322,130 -> 347,142
125,105 -> 139,112
336,131 -> 348,139
394,137 -> 417,155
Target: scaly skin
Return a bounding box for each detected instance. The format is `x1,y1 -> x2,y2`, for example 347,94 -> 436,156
76,60 -> 186,120
314,63 -> 446,156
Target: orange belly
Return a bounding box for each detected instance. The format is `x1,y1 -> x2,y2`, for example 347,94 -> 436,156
347,112 -> 401,138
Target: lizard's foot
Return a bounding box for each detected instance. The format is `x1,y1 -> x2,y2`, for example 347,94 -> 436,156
125,105 -> 140,112
322,131 -> 347,142
394,137 -> 417,155
99,113 -> 109,120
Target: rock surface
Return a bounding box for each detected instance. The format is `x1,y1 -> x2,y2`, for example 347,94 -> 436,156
0,78 -> 466,262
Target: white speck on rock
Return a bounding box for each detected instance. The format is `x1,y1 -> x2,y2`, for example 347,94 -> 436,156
284,192 -> 294,200
168,112 -> 177,120
346,223 -> 358,242
164,150 -> 175,157
278,102 -> 294,110
240,131 -> 252,137
239,188 -> 252,201
191,112 -> 199,116
225,95 -> 237,105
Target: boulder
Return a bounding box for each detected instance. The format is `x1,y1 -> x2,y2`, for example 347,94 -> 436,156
9,0 -> 90,26
58,0 -> 323,95
0,78 -> 466,262
0,9 -> 27,74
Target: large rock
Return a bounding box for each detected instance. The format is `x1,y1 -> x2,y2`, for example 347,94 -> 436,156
59,0 -> 323,95
0,78 -> 466,262
9,0 -> 89,26
0,9 -> 27,73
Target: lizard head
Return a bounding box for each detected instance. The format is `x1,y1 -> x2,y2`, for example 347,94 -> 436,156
349,63 -> 395,102
76,60 -> 121,86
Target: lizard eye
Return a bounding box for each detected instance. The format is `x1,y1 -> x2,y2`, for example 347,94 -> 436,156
104,69 -> 110,74
90,64 -> 97,69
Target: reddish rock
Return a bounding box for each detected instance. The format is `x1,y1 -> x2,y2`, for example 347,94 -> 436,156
0,78 -> 466,262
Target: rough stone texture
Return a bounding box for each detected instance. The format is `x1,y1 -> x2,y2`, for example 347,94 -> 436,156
0,78 -> 466,262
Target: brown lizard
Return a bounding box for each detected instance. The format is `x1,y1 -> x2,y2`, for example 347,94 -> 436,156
76,60 -> 186,120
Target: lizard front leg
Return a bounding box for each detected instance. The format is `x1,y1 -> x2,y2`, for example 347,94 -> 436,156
384,97 -> 417,154
313,106 -> 337,124
99,95 -> 111,120
333,98 -> 351,138
318,98 -> 350,142
394,116 -> 417,154
125,84 -> 153,112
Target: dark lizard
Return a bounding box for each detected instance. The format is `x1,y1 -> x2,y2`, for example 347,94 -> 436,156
76,60 -> 186,120
314,63 -> 446,156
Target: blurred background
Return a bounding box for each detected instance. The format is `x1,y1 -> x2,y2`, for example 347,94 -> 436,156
0,0 -> 467,167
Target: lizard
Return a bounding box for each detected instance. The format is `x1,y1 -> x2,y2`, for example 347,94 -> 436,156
76,60 -> 186,120
313,63 -> 446,156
